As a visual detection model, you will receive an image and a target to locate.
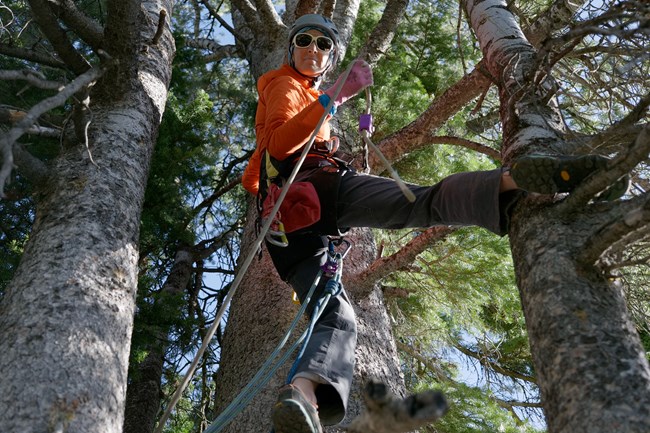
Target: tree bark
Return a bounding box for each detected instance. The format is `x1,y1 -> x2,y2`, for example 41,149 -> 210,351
466,1 -> 650,432
0,1 -> 175,432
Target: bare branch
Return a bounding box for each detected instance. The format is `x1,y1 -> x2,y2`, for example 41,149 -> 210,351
426,134 -> 502,161
12,142 -> 49,187
186,39 -> 241,63
0,43 -> 67,69
0,59 -> 110,197
27,0 -> 91,74
48,0 -> 104,51
0,70 -> 64,91
563,126 -> 650,209
344,380 -> 447,433
152,9 -> 167,45
197,0 -> 246,43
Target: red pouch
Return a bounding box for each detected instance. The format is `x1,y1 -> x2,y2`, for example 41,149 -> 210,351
262,182 -> 321,233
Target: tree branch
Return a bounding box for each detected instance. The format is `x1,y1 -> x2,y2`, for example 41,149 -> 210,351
198,0 -> 248,44
524,0 -> 586,48
186,39 -> 241,63
358,0 -> 408,67
0,44 -> 67,69
12,142 -> 49,187
27,0 -> 91,74
344,380 -> 447,433
295,0 -> 320,17
349,227 -> 455,297
372,65 -> 493,172
563,125 -> 649,210
0,59 -> 110,197
253,0 -> 283,28
229,0 -> 263,35
48,0 -> 104,51
396,341 -> 450,382
0,70 -> 64,91
453,343 -> 538,384
426,134 -> 501,161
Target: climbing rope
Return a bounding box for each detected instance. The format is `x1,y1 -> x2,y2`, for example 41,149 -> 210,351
360,88 -> 416,202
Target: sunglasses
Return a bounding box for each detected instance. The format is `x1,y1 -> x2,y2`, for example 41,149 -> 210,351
293,33 -> 334,52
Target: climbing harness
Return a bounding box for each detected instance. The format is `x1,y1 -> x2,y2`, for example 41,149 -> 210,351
154,60 -> 414,433
203,237 -> 350,433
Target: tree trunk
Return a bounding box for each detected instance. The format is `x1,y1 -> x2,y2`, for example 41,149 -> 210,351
466,1 -> 650,432
124,249 -> 196,433
0,1 -> 175,432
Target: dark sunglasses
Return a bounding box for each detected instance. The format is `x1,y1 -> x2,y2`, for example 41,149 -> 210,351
293,33 -> 334,51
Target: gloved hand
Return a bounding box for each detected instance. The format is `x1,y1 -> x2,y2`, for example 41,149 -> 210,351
325,59 -> 373,107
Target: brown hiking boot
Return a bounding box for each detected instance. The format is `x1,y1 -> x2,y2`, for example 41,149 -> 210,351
272,384 -> 323,433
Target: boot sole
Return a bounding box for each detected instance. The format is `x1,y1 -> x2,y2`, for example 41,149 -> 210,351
272,399 -> 320,433
511,155 -> 607,194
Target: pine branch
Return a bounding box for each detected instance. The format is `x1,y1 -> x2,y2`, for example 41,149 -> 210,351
344,380 -> 447,433
349,226 -> 455,297
453,343 -> 538,384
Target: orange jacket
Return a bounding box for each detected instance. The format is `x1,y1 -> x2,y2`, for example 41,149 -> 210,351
242,64 -> 332,194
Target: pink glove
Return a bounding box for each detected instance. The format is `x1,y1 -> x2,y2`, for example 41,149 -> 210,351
325,59 -> 373,107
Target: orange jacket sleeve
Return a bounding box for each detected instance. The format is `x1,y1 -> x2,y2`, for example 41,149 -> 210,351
242,65 -> 332,195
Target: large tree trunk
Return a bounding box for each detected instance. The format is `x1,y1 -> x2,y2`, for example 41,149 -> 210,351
466,1 -> 650,432
0,1 -> 175,432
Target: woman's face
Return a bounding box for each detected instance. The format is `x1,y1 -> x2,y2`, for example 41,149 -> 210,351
291,29 -> 332,77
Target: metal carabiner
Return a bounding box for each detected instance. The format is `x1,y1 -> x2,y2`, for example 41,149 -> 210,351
264,219 -> 289,247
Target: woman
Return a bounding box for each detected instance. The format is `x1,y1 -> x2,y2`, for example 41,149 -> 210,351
242,14 -> 615,433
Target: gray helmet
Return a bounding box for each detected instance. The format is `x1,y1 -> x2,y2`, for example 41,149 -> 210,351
288,14 -> 340,73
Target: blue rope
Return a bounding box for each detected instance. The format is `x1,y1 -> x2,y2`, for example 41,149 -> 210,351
203,270 -> 323,433
286,270 -> 343,383
205,240 -> 348,433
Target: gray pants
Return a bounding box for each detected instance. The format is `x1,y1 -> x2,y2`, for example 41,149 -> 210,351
268,167 -> 518,425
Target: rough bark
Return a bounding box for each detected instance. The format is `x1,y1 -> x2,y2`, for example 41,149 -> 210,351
0,1 -> 175,432
466,1 -> 650,432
